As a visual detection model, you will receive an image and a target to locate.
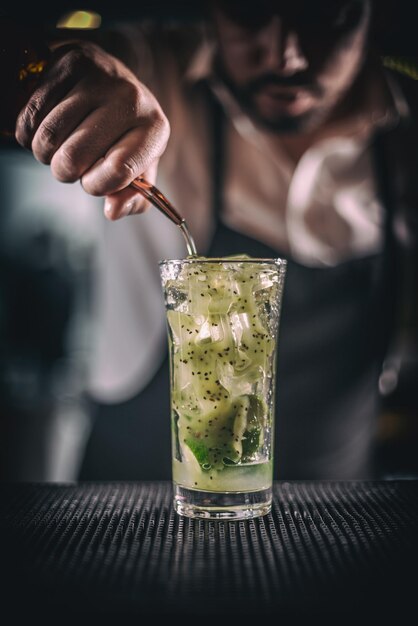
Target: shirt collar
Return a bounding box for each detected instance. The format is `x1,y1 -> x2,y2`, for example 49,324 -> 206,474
184,28 -> 217,84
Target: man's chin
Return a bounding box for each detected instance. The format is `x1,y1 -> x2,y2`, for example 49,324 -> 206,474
220,74 -> 327,134
246,97 -> 329,134
255,89 -> 317,117
247,107 -> 317,134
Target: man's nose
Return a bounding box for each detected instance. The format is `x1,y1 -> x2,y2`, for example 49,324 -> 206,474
260,16 -> 308,74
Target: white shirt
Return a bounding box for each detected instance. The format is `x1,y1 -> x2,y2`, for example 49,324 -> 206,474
86,22 -> 401,403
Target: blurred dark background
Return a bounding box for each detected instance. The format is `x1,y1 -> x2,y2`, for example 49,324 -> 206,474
0,0 -> 417,54
0,0 -> 415,48
0,0 -> 417,482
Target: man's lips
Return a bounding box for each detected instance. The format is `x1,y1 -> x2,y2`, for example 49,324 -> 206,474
257,83 -> 314,98
254,85 -> 317,115
245,71 -> 319,94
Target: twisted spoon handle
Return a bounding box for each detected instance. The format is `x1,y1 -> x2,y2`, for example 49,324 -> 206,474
130,176 -> 184,226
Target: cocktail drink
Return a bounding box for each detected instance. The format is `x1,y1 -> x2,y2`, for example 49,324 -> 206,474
159,256 -> 286,519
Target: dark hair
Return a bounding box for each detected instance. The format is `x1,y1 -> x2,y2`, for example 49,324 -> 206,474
209,1 -> 372,35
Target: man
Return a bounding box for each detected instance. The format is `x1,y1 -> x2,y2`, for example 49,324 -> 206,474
14,0 -> 418,479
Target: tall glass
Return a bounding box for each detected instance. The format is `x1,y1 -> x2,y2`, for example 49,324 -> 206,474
159,257 -> 286,520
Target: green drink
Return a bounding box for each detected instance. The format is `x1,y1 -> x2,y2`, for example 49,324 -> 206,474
159,255 -> 286,519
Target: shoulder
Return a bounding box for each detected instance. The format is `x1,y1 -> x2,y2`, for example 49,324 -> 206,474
384,66 -> 418,126
123,20 -> 206,76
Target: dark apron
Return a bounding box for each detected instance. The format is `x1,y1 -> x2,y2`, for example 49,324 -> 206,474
79,87 -> 396,481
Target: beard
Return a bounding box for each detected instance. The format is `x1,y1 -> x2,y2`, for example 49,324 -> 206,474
214,59 -> 327,133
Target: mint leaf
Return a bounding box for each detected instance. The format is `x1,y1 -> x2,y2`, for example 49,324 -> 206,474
241,427 -> 261,460
184,438 -> 211,469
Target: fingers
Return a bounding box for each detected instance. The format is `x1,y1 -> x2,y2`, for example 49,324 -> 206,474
103,186 -> 145,220
102,160 -> 159,221
29,77 -> 163,180
13,40 -> 171,219
30,92 -> 97,167
45,86 -> 168,185
15,45 -> 86,149
79,118 -> 169,196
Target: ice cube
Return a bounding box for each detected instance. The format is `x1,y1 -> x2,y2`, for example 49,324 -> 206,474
254,272 -> 274,291
195,315 -> 230,345
229,312 -> 251,344
195,320 -> 212,344
219,363 -> 263,396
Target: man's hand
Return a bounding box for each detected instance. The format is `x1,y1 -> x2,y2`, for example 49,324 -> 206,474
15,41 -> 170,220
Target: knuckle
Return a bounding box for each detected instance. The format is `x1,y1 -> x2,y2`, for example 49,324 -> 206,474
123,80 -> 141,105
21,99 -> 42,128
159,112 -> 171,147
121,156 -> 140,180
113,82 -> 144,123
118,159 -> 141,188
80,175 -> 103,197
155,108 -> 170,135
50,145 -> 80,183
106,154 -> 143,187
148,109 -> 171,151
56,46 -> 94,80
65,47 -> 87,70
15,99 -> 42,146
32,122 -> 59,164
83,157 -> 138,196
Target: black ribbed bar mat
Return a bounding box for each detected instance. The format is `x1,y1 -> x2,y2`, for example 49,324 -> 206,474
0,481 -> 417,623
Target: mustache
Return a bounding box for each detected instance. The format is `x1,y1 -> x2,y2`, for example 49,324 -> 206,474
243,72 -> 322,96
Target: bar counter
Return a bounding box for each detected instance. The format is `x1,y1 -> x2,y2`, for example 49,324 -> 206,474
1,480 -> 417,624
